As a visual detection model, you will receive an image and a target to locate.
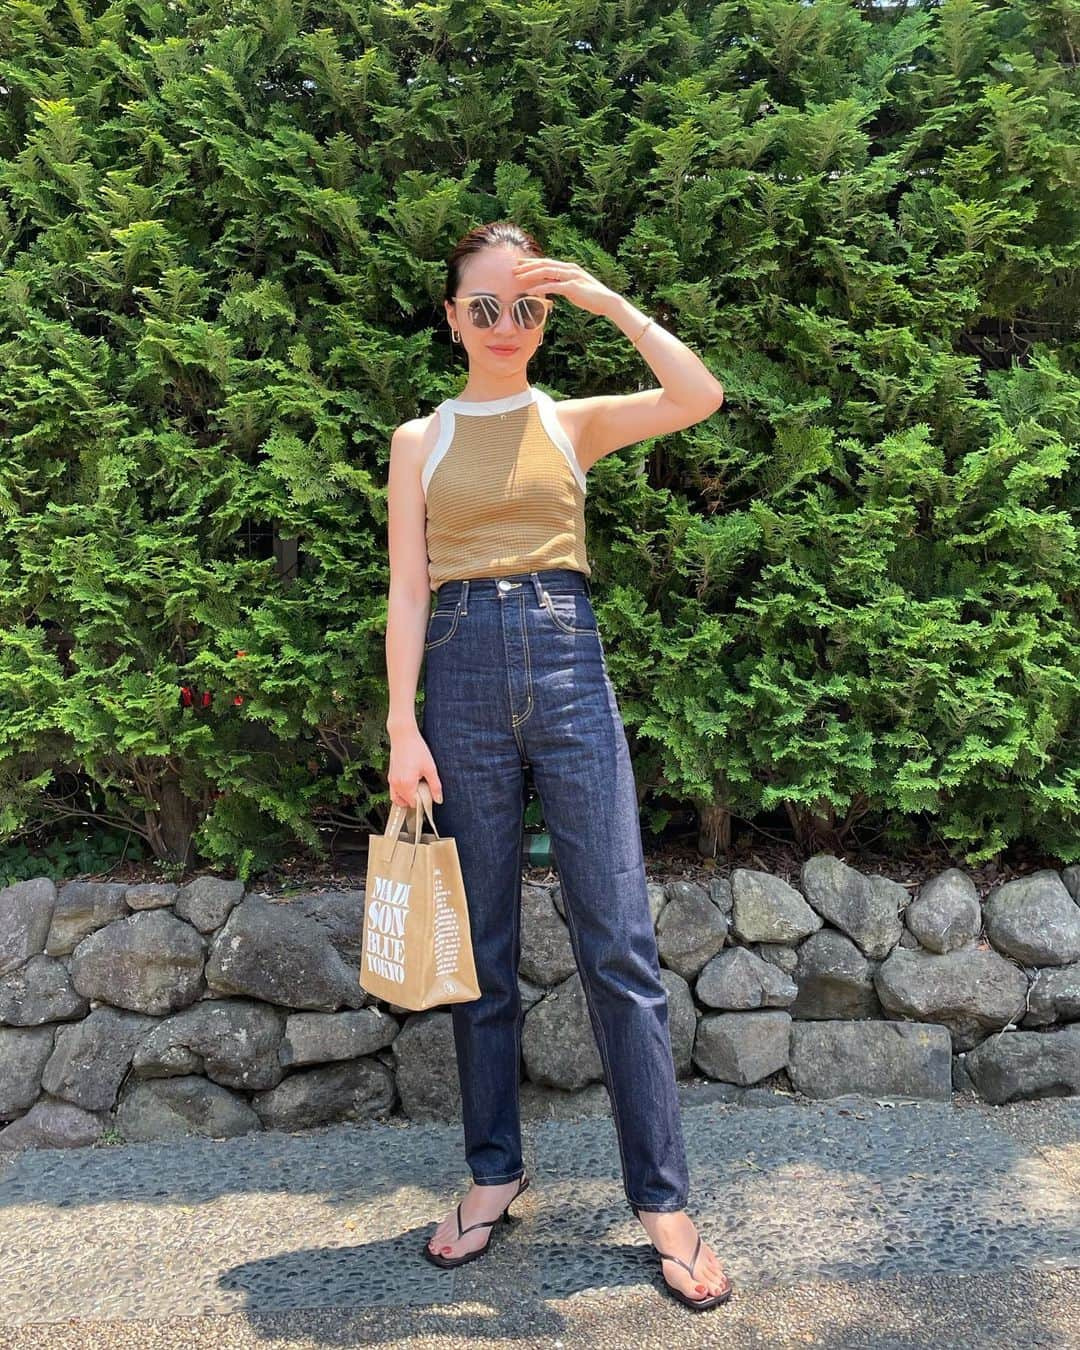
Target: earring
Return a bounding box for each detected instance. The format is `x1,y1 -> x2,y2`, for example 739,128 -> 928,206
537,330 -> 544,346
450,327 -> 461,343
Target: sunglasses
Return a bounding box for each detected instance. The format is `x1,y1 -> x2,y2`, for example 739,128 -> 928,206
454,293 -> 554,331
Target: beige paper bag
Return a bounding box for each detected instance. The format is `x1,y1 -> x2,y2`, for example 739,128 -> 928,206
360,781 -> 481,1010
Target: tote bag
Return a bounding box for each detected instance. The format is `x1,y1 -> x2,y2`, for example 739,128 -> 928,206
360,780 -> 482,1010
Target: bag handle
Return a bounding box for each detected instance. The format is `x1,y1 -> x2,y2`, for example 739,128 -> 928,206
383,780 -> 441,868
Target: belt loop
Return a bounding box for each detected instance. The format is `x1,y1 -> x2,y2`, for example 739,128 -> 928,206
461,578 -> 469,614
583,574 -> 592,598
529,571 -> 545,608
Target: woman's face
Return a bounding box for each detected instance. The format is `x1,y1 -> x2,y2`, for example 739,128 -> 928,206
444,247 -> 547,376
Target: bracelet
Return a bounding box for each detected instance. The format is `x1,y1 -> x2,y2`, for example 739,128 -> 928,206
630,317 -> 654,346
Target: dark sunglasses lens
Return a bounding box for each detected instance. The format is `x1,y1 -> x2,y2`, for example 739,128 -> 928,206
466,297 -> 499,328
514,297 -> 547,329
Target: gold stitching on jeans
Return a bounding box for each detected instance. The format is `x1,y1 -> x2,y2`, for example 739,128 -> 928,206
542,589 -> 598,636
423,602 -> 461,650
510,592 -> 533,726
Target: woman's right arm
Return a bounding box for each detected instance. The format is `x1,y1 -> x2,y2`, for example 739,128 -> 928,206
385,420 -> 443,807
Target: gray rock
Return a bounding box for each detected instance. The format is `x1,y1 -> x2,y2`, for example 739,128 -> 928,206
250,1057 -> 395,1130
1023,963 -> 1080,1027
667,879 -> 715,912
0,955 -> 89,1026
708,876 -> 733,917
800,855 -> 905,959
124,883 -> 178,911
0,1098 -> 106,1150
280,1007 -> 399,1066
518,975 -> 546,1011
731,868 -> 823,944
290,889 -> 367,972
45,881 -> 129,956
392,1011 -> 460,1121
519,883 -> 577,987
662,967 -> 696,1077
173,876 -> 245,933
204,895 -> 364,1010
789,1020 -> 952,1100
874,947 -> 1028,1051
677,1078 -> 742,1107
964,1026 -> 1080,1104
905,869 -> 981,954
756,942 -> 798,975
117,1075 -> 263,1140
0,1026 -> 55,1116
984,871 -> 1080,966
953,1053 -> 979,1095
790,929 -> 881,1020
522,971 -> 603,1091
132,998 -> 285,1089
0,878 -> 56,978
656,884 -> 727,980
70,909 -> 206,1014
41,1006 -> 157,1110
519,1080 -> 611,1122
696,946 -> 797,1010
692,1010 -> 791,1086
1062,865 -> 1080,903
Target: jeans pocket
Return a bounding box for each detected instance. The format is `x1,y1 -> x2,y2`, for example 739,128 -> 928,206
541,589 -> 599,635
424,602 -> 461,650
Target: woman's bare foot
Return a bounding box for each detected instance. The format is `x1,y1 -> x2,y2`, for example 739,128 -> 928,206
635,1208 -> 731,1301
426,1177 -> 525,1261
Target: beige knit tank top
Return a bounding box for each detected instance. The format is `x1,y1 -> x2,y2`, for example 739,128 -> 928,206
422,385 -> 591,592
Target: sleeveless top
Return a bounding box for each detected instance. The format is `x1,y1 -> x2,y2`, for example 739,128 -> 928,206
421,385 -> 591,592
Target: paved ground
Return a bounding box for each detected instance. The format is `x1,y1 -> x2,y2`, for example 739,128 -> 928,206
0,1085 -> 1078,1349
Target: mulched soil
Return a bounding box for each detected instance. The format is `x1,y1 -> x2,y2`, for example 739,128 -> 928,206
52,829 -> 1069,902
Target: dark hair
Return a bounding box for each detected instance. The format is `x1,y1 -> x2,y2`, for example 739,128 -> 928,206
445,221 -> 544,301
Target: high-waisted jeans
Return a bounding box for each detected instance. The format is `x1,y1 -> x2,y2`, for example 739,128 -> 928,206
419,566 -> 690,1213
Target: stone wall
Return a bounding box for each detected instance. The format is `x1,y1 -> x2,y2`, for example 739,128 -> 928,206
1,856 -> 1078,1150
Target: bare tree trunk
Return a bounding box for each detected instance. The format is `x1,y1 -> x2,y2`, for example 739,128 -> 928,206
144,769 -> 198,867
695,798 -> 731,858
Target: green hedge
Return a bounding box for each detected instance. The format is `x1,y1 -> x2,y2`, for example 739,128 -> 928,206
1,0 -> 1077,876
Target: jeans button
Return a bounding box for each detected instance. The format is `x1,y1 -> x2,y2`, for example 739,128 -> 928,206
497,579 -> 511,591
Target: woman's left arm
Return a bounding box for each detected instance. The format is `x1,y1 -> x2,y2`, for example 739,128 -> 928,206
513,256 -> 725,470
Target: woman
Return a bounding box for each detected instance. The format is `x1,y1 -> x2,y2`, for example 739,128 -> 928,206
384,221 -> 732,1311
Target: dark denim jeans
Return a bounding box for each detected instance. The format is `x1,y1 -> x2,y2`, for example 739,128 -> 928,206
419,566 -> 690,1214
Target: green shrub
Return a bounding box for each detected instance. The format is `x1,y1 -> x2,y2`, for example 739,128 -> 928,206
0,0 -> 1077,873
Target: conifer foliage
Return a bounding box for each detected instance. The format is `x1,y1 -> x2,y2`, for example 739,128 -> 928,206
0,1 -> 1077,870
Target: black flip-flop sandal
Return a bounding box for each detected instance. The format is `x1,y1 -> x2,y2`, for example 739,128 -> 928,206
422,1174 -> 530,1269
631,1220 -> 734,1312
629,1202 -> 733,1312
649,1232 -> 733,1310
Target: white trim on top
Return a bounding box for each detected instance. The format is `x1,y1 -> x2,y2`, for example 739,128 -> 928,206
533,388 -> 588,495
421,407 -> 455,497
441,387 -> 539,414
421,386 -> 588,497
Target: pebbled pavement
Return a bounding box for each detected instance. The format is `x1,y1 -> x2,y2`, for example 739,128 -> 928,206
0,1085 -> 1077,1348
